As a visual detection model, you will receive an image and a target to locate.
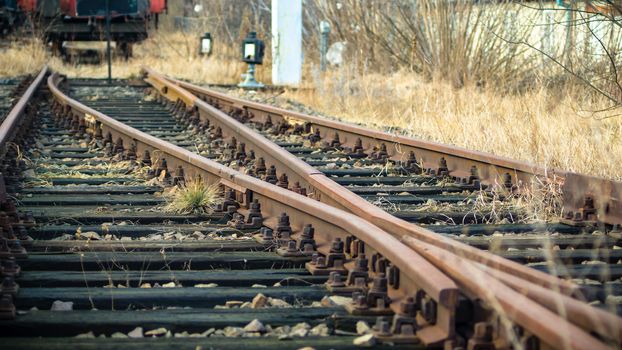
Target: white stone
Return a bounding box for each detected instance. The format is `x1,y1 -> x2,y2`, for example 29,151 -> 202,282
356,321 -> 371,335
145,328 -> 168,336
243,319 -> 266,333
321,295 -> 351,307
353,334 -> 377,347
50,300 -> 73,311
128,327 -> 143,338
251,293 -> 268,308
268,297 -> 292,308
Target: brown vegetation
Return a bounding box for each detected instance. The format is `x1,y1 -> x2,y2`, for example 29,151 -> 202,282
0,0 -> 619,180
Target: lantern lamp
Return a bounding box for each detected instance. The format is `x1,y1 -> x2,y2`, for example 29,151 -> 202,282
200,32 -> 212,56
238,31 -> 265,88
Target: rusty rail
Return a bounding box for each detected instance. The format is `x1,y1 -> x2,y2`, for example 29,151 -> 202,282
142,68 -> 577,292
0,66 -> 48,156
139,68 -> 622,347
48,72 -> 459,346
51,71 -> 621,349
165,73 -> 622,227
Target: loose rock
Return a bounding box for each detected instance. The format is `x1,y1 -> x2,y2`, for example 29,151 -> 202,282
356,321 -> 371,335
353,334 -> 377,347
145,328 -> 168,336
127,327 -> 143,338
75,331 -> 95,338
223,326 -> 245,337
243,319 -> 266,333
51,300 -> 73,311
310,323 -> 330,336
321,295 -> 351,307
251,293 -> 268,308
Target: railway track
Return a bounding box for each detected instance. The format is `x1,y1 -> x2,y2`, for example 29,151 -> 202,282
0,69 -> 438,349
0,67 -> 618,349
57,72 -> 622,347
63,78 -> 622,307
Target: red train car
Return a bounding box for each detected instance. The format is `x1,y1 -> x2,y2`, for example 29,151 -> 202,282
58,0 -> 149,19
15,0 -> 165,58
16,0 -> 35,12
150,0 -> 166,14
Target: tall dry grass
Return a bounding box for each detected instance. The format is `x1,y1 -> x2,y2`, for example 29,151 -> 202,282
283,67 -> 622,180
0,39 -> 47,76
44,31 -> 270,84
0,2 -> 619,180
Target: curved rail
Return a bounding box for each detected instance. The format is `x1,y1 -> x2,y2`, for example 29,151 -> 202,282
50,72 -> 621,349
142,69 -> 576,292
166,74 -> 622,227
136,69 -> 622,347
47,72 -> 458,345
139,68 -> 622,346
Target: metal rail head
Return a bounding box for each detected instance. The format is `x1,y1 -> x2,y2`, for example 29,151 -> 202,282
159,69 -> 622,228
48,72 -> 462,346
140,68 -> 580,291
0,66 -> 48,320
137,67 -> 622,348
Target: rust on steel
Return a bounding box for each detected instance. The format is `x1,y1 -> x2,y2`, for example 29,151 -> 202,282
480,265 -> 622,343
142,68 -> 580,296
163,71 -> 622,228
0,66 -> 48,156
403,237 -> 619,350
139,69 -> 621,344
163,71 -> 562,184
48,72 -> 460,345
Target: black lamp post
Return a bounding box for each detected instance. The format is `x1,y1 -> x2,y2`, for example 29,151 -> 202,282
238,32 -> 265,88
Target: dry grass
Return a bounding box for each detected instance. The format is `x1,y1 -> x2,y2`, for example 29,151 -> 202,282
0,30 -> 620,180
164,179 -> 222,215
0,39 -> 47,76
45,31 -> 271,84
281,68 -> 622,180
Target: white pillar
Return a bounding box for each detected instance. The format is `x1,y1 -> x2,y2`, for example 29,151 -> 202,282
271,0 -> 302,86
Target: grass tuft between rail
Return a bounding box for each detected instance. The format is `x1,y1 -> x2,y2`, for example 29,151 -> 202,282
164,179 -> 222,215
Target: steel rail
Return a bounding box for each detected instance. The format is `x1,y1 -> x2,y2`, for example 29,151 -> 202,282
141,68 -> 579,294
0,66 -> 48,156
165,74 -> 622,227
0,66 -> 48,205
139,68 -> 622,345
47,72 -> 459,346
51,72 -> 621,349
402,237 -> 616,350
